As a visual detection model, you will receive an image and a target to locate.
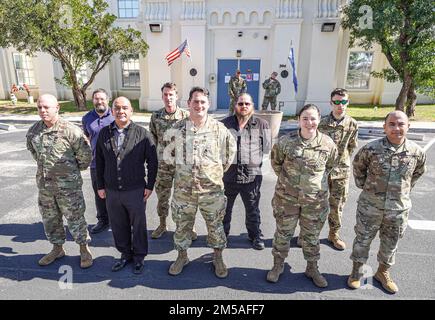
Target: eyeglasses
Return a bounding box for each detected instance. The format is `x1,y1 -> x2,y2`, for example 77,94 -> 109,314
332,99 -> 349,105
237,102 -> 251,106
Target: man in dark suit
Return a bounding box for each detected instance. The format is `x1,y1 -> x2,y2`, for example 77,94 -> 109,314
96,96 -> 158,274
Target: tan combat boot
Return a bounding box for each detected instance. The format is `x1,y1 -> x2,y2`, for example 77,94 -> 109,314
151,217 -> 167,239
79,244 -> 93,269
305,261 -> 328,288
347,262 -> 364,289
266,256 -> 285,283
374,264 -> 398,294
169,250 -> 189,276
38,244 -> 65,266
213,249 -> 228,278
327,230 -> 346,250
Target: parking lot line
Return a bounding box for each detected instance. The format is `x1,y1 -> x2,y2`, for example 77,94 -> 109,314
0,147 -> 27,155
423,137 -> 435,152
408,220 -> 435,231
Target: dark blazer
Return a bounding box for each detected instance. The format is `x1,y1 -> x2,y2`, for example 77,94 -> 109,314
96,121 -> 158,192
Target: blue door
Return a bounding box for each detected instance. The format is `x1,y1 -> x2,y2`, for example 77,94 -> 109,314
217,59 -> 261,110
240,59 -> 261,109
217,59 -> 238,110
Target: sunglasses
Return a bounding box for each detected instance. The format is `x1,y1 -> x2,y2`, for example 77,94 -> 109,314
237,102 -> 251,106
332,99 -> 349,105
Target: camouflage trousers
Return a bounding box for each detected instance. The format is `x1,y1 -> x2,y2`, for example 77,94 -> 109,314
261,96 -> 277,111
155,167 -> 174,218
272,194 -> 329,262
171,190 -> 227,251
328,176 -> 349,233
38,187 -> 90,245
350,203 -> 409,267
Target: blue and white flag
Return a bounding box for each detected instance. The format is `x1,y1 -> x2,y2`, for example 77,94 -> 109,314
288,46 -> 298,94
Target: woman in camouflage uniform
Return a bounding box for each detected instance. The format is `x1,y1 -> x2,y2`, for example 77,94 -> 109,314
267,104 -> 338,287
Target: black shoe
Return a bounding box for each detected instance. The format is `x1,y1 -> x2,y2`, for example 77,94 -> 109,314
252,237 -> 265,250
111,258 -> 130,272
133,262 -> 144,274
91,221 -> 109,234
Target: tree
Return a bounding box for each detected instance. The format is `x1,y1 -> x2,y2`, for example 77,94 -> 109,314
341,0 -> 435,117
0,0 -> 148,110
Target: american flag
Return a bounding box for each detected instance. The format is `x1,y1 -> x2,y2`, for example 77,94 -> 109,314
165,39 -> 191,66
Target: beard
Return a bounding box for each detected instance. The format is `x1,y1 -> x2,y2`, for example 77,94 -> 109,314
95,104 -> 108,114
235,109 -> 253,122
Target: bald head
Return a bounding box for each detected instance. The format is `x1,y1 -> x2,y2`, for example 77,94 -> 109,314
384,110 -> 408,124
37,94 -> 59,127
38,94 -> 59,107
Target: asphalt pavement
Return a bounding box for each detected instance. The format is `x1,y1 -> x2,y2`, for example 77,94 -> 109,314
0,116 -> 434,301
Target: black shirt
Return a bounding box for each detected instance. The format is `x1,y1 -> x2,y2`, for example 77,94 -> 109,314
221,115 -> 271,184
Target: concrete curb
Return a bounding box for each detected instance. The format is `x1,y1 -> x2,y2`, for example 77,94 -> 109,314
0,122 -> 17,131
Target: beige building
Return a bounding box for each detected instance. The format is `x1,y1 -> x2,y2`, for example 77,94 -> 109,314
0,0 -> 433,115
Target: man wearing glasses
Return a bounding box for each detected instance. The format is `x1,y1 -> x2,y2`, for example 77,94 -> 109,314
316,88 -> 358,250
221,93 -> 271,250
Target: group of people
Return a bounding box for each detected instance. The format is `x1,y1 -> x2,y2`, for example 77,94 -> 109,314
26,84 -> 426,293
228,69 -> 281,113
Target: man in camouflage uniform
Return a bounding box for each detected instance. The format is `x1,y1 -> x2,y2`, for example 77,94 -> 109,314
228,69 -> 247,115
267,104 -> 338,287
26,94 -> 93,268
261,72 -> 281,111
348,111 -> 426,294
166,87 -> 236,278
317,88 -> 358,250
149,82 -> 190,239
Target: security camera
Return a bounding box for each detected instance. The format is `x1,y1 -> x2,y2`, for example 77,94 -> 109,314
264,35 -> 268,40
238,31 -> 243,37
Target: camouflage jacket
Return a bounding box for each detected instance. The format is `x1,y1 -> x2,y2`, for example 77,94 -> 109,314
353,137 -> 426,210
167,116 -> 236,194
26,118 -> 92,190
228,76 -> 247,99
271,130 -> 338,202
149,106 -> 189,160
318,113 -> 358,179
262,78 -> 281,97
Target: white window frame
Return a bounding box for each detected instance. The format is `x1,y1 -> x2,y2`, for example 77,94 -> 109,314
345,51 -> 374,90
121,55 -> 140,88
12,53 -> 36,86
118,0 -> 139,18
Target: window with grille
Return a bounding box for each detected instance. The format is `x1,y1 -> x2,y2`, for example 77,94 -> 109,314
13,53 -> 36,86
121,55 -> 140,87
118,0 -> 139,18
345,52 -> 373,89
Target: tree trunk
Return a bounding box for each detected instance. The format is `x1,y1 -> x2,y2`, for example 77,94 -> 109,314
395,73 -> 412,112
72,87 -> 87,111
405,83 -> 417,118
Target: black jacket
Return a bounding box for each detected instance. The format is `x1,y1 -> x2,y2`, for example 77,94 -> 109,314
96,121 -> 158,191
221,115 -> 271,184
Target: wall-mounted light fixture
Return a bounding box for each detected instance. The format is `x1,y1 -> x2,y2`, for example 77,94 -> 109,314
321,22 -> 336,32
149,23 -> 163,33
238,31 -> 243,37
236,50 -> 242,58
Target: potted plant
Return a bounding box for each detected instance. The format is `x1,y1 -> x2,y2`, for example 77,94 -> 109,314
10,84 -> 19,105
22,83 -> 34,104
